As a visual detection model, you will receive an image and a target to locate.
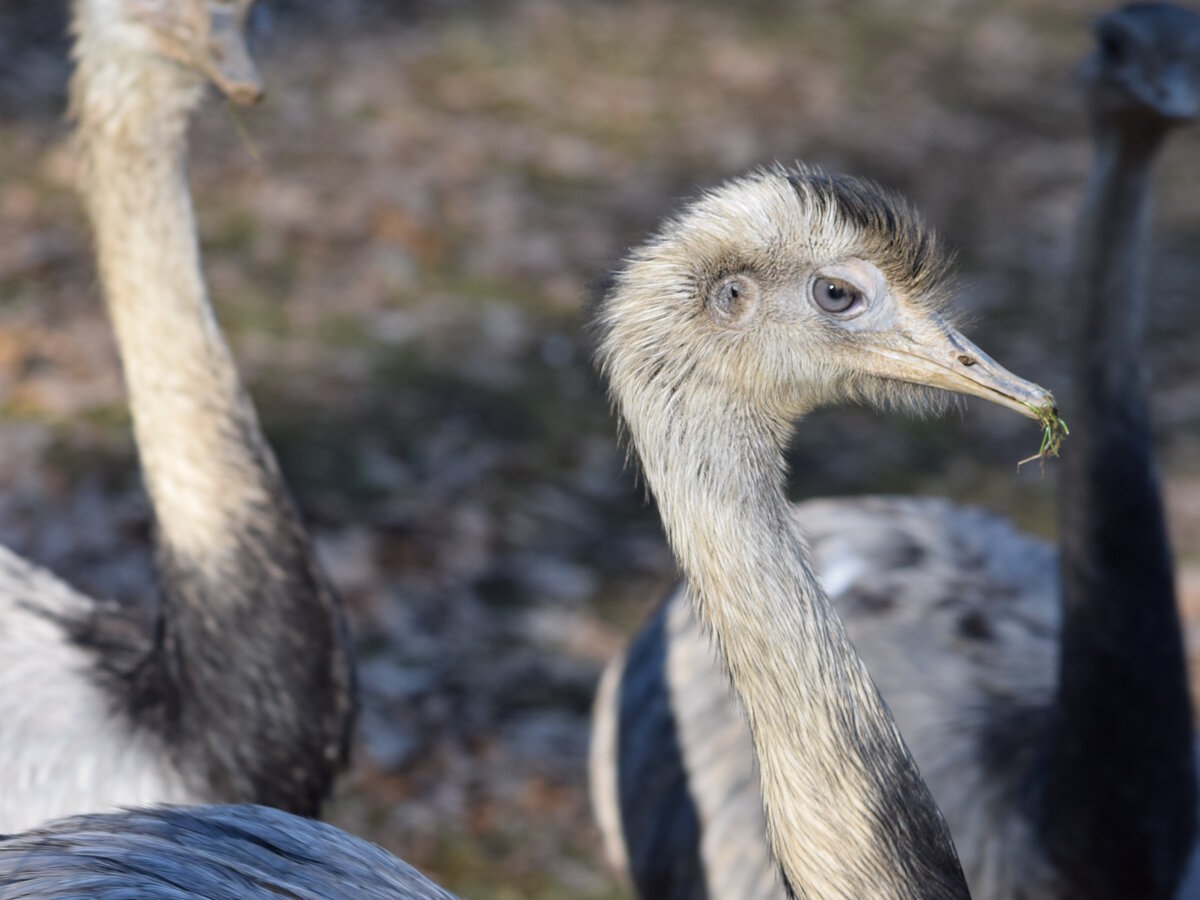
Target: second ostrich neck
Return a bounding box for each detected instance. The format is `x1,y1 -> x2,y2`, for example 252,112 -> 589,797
634,386 -> 966,898
1045,121 -> 1198,895
1071,129 -> 1159,400
72,48 -> 351,812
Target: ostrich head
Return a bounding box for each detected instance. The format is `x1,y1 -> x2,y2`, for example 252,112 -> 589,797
1082,2 -> 1200,130
595,166 -> 1053,457
72,0 -> 262,106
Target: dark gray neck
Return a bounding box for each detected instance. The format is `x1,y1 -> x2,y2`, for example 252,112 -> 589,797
1043,122 -> 1197,898
148,489 -> 356,815
1071,127 -> 1159,391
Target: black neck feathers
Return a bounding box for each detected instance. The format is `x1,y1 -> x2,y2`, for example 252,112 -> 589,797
1043,121 -> 1197,899
125,425 -> 355,816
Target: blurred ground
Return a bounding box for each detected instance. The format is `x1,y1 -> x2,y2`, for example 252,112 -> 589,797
2,1 -> 1200,896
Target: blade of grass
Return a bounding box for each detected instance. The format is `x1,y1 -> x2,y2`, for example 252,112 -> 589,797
1017,403 -> 1069,472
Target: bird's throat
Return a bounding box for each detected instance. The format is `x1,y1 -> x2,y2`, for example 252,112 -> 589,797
630,393 -> 967,897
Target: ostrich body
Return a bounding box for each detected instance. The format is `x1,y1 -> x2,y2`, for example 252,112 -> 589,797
0,0 -> 354,831
0,166 -> 1056,898
590,5 -> 1200,899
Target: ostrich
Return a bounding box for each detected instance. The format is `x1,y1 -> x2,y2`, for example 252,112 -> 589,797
0,0 -> 354,831
589,4 -> 1200,899
586,164 -> 1062,897
0,166 -> 1059,897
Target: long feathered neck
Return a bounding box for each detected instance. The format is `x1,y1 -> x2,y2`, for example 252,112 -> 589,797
1045,118 -> 1198,896
617,363 -> 969,898
69,12 -> 353,813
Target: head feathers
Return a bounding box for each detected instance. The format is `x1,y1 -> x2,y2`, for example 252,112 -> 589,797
594,164 -> 952,330
591,163 -> 955,388
785,167 -> 952,306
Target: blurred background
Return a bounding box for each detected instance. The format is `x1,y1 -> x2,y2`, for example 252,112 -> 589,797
1,0 -> 1199,896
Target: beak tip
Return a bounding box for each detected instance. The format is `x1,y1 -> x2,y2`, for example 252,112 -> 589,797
232,82 -> 266,106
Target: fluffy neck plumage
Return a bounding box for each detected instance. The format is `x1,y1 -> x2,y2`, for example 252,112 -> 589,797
1046,120 -> 1198,896
617,363 -> 968,898
68,17 -> 352,812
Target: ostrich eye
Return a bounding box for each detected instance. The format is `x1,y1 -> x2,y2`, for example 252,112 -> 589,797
811,277 -> 863,314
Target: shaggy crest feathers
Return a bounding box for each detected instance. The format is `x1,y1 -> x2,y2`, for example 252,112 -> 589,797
786,168 -> 953,304
591,164 -> 958,473
592,165 -> 955,390
593,164 -> 952,354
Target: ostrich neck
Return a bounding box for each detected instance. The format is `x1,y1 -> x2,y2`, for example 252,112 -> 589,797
76,58 -> 262,564
1046,124 -> 1197,895
1069,129 -> 1158,402
70,47 -> 352,812
628,386 -> 968,898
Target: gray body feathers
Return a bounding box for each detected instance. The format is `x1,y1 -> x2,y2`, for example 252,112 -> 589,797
592,496 -> 1061,899
0,549 -> 197,833
0,804 -> 456,900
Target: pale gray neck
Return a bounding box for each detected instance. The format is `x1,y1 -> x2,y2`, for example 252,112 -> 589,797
74,51 -> 273,569
69,40 -> 353,813
624,381 -> 968,898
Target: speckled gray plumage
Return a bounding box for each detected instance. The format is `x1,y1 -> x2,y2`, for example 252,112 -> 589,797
593,496 -> 1060,900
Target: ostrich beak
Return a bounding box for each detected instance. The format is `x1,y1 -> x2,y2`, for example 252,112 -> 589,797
136,0 -> 264,106
202,1 -> 264,106
866,313 -> 1056,422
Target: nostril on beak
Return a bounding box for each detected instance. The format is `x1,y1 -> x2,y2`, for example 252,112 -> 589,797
957,354 -> 977,367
